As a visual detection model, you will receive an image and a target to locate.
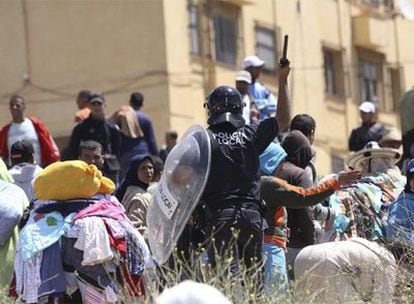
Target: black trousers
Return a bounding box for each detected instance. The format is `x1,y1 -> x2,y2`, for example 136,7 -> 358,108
207,207 -> 264,274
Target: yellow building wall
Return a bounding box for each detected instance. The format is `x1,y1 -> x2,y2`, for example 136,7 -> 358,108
0,0 -> 169,147
0,1 -> 27,99
162,0 -> 208,139
1,0 -> 414,176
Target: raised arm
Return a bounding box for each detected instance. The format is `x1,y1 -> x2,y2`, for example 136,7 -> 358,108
275,61 -> 291,132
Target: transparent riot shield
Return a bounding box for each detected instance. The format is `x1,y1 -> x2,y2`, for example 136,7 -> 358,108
147,125 -> 211,264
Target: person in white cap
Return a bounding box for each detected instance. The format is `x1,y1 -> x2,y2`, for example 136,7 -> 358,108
243,55 -> 277,121
235,70 -> 252,124
348,101 -> 386,152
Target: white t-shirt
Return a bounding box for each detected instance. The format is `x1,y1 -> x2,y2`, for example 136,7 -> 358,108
242,94 -> 251,125
7,118 -> 41,166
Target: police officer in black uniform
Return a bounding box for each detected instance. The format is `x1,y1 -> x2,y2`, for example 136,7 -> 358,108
201,64 -> 290,274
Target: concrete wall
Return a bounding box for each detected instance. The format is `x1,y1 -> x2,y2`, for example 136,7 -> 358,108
0,0 -> 168,147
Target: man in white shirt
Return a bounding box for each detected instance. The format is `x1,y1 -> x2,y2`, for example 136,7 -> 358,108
7,96 -> 41,165
0,95 -> 60,167
243,55 -> 277,121
235,70 -> 252,125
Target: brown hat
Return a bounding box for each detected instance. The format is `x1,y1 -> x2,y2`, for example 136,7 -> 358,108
345,141 -> 401,169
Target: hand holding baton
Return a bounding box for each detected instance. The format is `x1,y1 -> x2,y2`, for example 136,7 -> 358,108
279,34 -> 290,68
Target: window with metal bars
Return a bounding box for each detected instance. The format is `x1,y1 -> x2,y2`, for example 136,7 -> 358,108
212,7 -> 238,65
188,2 -> 201,55
255,26 -> 277,72
358,59 -> 381,103
357,49 -> 401,112
323,48 -> 345,97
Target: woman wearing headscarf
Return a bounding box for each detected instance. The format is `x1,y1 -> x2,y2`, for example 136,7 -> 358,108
278,130 -> 314,279
116,155 -> 154,238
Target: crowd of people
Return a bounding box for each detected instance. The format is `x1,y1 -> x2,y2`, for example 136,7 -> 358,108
0,54 -> 414,304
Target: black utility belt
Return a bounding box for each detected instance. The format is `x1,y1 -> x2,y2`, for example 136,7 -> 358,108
210,204 -> 262,214
208,202 -> 262,212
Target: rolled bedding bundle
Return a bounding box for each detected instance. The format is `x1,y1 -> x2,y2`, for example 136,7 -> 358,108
34,160 -> 115,201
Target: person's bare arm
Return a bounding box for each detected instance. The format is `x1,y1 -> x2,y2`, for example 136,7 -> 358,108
275,63 -> 291,132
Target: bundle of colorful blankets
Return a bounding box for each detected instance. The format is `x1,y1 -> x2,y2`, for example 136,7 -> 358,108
11,161 -> 154,303
321,172 -> 405,242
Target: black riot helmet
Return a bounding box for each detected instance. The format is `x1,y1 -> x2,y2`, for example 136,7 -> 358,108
204,85 -> 245,128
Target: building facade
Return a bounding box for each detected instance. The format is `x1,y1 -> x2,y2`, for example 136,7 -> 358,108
1,0 -> 413,174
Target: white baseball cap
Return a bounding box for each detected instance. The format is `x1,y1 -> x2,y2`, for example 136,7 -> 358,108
242,55 -> 265,69
235,70 -> 252,84
358,101 -> 376,113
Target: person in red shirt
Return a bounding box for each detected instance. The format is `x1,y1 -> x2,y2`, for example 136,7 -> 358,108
0,95 -> 60,167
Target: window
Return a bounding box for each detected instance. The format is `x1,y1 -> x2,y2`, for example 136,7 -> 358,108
357,50 -> 400,112
360,0 -> 381,7
358,0 -> 394,8
359,60 -> 379,102
255,26 -> 277,72
188,2 -> 201,55
323,48 -> 345,97
357,50 -> 384,105
384,66 -> 402,112
213,6 -> 238,65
